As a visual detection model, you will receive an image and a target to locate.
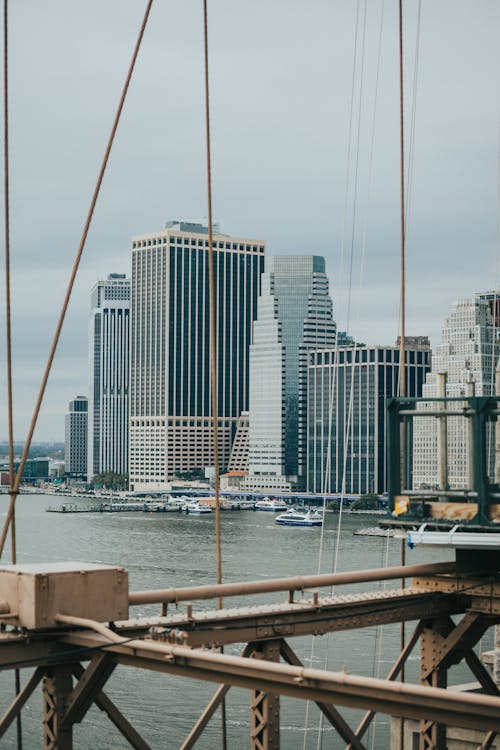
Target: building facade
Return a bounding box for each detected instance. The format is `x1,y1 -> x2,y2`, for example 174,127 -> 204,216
413,295 -> 500,490
65,396 -> 88,478
87,274 -> 130,480
246,256 -> 336,492
308,343 -> 431,495
129,221 -> 265,491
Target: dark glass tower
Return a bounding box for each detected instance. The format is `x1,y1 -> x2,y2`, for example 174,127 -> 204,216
130,221 -> 265,490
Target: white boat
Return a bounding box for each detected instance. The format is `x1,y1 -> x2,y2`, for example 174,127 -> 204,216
275,509 -> 323,527
185,500 -> 213,514
254,497 -> 288,512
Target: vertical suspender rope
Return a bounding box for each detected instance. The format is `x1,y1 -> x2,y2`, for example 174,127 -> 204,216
3,0 -> 15,565
398,3 -> 406,750
202,5 -> 227,750
0,0 -> 154,561
4,4 -> 22,748
202,0 -> 223,597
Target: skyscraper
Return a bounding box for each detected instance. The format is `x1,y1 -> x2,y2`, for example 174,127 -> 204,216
65,396 -> 88,479
245,256 -> 336,492
129,221 -> 265,491
413,294 -> 500,489
307,343 -> 431,495
87,274 -> 130,480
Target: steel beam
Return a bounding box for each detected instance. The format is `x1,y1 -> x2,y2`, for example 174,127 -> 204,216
346,622 -> 424,749
128,561 -> 456,606
62,654 -> 116,726
179,644 -> 253,750
279,639 -> 366,750
58,630 -> 500,732
119,588 -> 467,648
43,666 -> 73,750
71,663 -> 151,750
0,666 -> 44,739
250,641 -> 280,750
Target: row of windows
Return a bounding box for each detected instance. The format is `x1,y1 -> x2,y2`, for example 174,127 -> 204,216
132,236 -> 264,253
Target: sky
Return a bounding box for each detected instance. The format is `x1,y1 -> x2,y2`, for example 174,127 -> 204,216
1,0 -> 500,440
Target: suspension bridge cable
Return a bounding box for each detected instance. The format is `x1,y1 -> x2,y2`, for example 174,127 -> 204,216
301,3 -> 363,746
202,3 -> 227,748
0,0 -> 155,561
3,1 -> 22,745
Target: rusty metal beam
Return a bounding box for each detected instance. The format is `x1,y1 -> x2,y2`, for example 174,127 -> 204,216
179,644 -> 253,750
71,663 -> 151,750
250,641 -> 280,750
119,588 -> 467,648
421,613 -> 490,681
58,630 -> 500,732
279,639 -> 366,750
0,666 -> 44,739
128,561 -> 456,606
346,621 -> 424,750
43,666 -> 73,750
62,654 -> 116,727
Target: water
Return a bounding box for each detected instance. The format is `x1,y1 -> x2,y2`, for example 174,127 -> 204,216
0,495 -> 456,749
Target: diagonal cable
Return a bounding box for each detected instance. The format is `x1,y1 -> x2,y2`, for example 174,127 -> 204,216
0,0 -> 154,561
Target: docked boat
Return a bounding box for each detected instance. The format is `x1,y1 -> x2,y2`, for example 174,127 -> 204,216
185,500 -> 213,514
254,497 -> 289,512
275,508 -> 323,527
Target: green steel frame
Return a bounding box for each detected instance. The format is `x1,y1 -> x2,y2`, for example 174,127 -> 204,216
387,395 -> 498,527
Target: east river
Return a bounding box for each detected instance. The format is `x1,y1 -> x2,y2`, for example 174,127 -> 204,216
0,494 -> 462,749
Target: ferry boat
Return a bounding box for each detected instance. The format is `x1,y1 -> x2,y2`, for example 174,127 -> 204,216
275,508 -> 323,527
254,497 -> 289,512
185,500 -> 213,514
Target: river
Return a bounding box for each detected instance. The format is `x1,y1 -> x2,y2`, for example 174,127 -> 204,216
0,494 -> 459,749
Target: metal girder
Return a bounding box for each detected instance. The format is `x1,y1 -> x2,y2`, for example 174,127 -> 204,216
62,653 -> 116,727
59,630 -> 500,733
346,622 -> 424,750
43,666 -> 73,750
412,575 -> 500,615
0,666 -> 44,739
119,588 -> 467,648
250,641 -> 280,750
71,663 -> 151,750
279,639 -> 366,750
421,613 -> 490,681
179,644 -> 253,750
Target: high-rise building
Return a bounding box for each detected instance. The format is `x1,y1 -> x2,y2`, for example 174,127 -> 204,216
87,273 -> 130,480
129,221 -> 265,491
413,294 -> 500,489
245,256 -> 336,492
307,343 -> 431,495
65,396 -> 88,479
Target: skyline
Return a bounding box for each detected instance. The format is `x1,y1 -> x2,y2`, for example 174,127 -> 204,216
1,1 -> 500,439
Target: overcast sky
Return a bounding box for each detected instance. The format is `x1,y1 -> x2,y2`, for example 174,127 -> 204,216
1,0 -> 500,441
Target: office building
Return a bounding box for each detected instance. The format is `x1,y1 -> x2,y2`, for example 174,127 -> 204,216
308,343 -> 431,495
129,221 -> 265,491
87,274 -> 130,480
65,396 -> 88,478
413,294 -> 500,489
227,412 -> 249,472
245,255 -> 336,492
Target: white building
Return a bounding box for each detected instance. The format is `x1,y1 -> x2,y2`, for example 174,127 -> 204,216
129,221 -> 265,491
413,293 -> 500,490
245,256 -> 336,492
65,396 -> 88,478
87,274 -> 130,480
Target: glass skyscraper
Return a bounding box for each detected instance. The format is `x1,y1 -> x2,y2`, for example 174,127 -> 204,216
129,221 -> 265,491
246,255 -> 335,491
87,274 -> 130,480
65,396 -> 88,479
308,343 -> 431,495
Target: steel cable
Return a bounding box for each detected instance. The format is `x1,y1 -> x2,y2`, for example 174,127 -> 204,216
0,0 -> 154,561
202,3 -> 226,748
